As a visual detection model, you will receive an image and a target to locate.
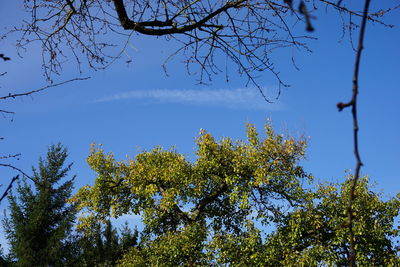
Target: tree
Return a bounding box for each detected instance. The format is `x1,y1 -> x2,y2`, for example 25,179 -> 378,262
72,122 -> 314,265
119,222 -> 139,254
6,1 -> 396,96
3,1 -> 399,265
2,144 -> 77,266
0,53 -> 87,205
103,220 -> 122,265
71,122 -> 400,265
73,222 -> 105,266
262,176 -> 400,266
73,220 -> 139,266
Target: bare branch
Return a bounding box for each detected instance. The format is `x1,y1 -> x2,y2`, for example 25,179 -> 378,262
0,164 -> 31,179
0,54 -> 11,61
112,0 -> 245,35
4,1 -> 395,101
336,0 -> 371,265
0,109 -> 15,115
0,154 -> 21,160
0,175 -> 19,203
321,0 -> 393,27
0,77 -> 90,100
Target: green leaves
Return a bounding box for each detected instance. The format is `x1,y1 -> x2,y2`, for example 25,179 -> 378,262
71,122 -> 400,265
72,121 -> 314,265
264,176 -> 400,266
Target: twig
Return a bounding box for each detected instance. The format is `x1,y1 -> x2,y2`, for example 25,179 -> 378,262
0,175 -> 19,203
0,153 -> 21,160
0,109 -> 15,114
0,54 -> 11,61
0,164 -> 31,178
0,77 -> 90,100
336,0 -> 371,266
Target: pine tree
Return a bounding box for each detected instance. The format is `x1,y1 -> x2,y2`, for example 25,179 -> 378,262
102,220 -> 120,265
75,220 -> 136,266
119,222 -> 138,253
3,144 -> 77,266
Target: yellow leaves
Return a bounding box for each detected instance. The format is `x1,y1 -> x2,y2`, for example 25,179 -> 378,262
246,122 -> 259,147
144,183 -> 158,195
239,194 -> 249,209
122,223 -> 208,266
72,121 -> 318,265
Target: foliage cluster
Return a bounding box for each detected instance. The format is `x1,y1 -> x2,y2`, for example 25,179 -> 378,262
2,144 -> 138,267
2,124 -> 399,266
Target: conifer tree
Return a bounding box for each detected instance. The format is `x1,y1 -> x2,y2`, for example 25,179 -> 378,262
119,222 -> 139,253
102,220 -> 120,265
3,144 -> 77,266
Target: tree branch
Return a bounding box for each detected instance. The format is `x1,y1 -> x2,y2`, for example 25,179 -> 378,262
156,183 -> 193,223
336,0 -> 371,265
0,175 -> 19,203
0,77 -> 90,100
0,109 -> 15,114
112,0 -> 244,35
192,183 -> 228,220
0,164 -> 31,178
0,54 -> 11,61
0,153 -> 21,160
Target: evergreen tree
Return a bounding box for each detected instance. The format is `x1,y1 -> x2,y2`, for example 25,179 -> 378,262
119,222 -> 139,253
74,220 -> 138,266
102,220 -> 120,265
3,144 -> 77,266
74,222 -> 104,266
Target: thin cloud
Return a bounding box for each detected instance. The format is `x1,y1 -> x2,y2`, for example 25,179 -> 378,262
94,87 -> 284,110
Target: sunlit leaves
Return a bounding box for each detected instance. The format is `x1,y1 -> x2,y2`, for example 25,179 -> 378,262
70,122 -> 400,265
264,176 -> 400,266
71,122 -> 315,265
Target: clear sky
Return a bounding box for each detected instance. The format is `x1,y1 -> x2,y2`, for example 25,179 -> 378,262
1,1 -> 399,251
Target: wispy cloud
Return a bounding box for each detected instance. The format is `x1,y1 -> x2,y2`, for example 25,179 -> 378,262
94,87 -> 284,110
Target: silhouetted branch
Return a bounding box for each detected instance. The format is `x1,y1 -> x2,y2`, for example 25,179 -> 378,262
336,0 -> 371,266
0,77 -> 90,100
5,1 -> 394,102
112,0 -> 245,35
1,56 -> 89,206
321,0 -> 393,27
0,153 -> 21,160
0,175 -> 19,203
0,164 -> 31,179
0,54 -> 11,61
0,109 -> 15,114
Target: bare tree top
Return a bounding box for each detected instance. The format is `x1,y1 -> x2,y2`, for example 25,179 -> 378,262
4,0 -> 398,100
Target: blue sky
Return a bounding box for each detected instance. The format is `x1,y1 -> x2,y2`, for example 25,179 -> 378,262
1,1 -> 399,251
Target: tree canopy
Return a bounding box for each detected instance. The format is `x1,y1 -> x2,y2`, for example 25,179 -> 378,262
263,177 -> 400,266
72,122 -> 313,265
69,122 -> 400,266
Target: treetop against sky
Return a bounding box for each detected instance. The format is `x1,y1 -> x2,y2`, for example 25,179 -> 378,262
0,0 -> 399,255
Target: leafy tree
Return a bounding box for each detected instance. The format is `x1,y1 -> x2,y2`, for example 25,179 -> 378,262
2,144 -> 77,267
262,176 -> 400,266
72,122 -> 313,265
71,123 -> 400,265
